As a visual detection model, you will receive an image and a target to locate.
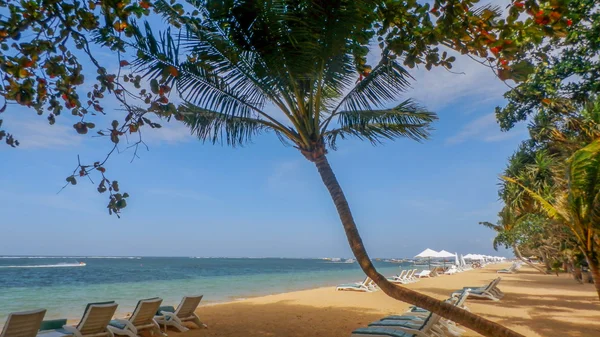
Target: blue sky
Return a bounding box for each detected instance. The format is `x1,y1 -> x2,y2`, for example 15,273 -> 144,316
0,9 -> 525,258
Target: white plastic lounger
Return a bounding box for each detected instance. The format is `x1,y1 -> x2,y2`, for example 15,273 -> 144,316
107,298 -> 164,337
497,262 -> 522,274
405,269 -> 418,283
415,270 -> 431,278
444,266 -> 458,275
336,277 -> 376,292
452,277 -> 503,301
154,296 -> 207,332
62,302 -> 118,337
388,270 -> 413,284
387,270 -> 408,284
1,309 -> 46,337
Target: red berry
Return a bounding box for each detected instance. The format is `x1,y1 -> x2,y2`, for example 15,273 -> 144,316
490,47 -> 500,54
514,2 -> 524,8
567,19 -> 573,26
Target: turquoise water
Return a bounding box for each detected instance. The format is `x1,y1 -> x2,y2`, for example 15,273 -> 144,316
0,257 -> 412,324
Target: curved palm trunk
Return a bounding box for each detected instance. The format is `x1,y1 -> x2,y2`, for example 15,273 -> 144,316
513,245 -> 547,274
583,253 -> 600,300
313,155 -> 525,337
570,257 -> 583,284
537,249 -> 552,273
589,263 -> 600,299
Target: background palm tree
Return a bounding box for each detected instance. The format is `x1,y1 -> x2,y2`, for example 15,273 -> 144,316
480,208 -> 549,274
503,139 -> 600,299
130,1 -> 523,336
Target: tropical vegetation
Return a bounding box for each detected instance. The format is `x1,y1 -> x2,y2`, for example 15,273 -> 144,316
0,0 -> 582,336
482,0 -> 600,300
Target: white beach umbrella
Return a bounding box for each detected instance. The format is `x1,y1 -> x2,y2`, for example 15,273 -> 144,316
454,252 -> 460,266
460,254 -> 466,267
414,248 -> 439,269
437,250 -> 455,267
438,250 -> 455,258
415,248 -> 440,258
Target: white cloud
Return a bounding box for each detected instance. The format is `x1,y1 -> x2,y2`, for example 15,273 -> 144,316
140,120 -> 194,145
445,113 -> 525,145
408,55 -> 509,111
1,118 -> 82,150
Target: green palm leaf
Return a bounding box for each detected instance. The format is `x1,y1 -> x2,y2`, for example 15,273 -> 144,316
501,175 -> 565,221
324,100 -> 436,149
179,103 -> 271,146
567,139 -> 600,229
333,55 -> 413,114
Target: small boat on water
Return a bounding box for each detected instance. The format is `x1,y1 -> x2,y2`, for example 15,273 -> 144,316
78,262 -> 86,266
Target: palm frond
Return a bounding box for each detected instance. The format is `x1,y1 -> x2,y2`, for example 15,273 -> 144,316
129,22 -> 266,120
331,55 -> 413,115
567,139 -> 600,228
323,100 -> 436,150
501,175 -> 566,221
479,221 -> 501,232
180,103 -> 270,147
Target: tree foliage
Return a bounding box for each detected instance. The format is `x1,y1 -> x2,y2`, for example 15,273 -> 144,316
496,0 -> 600,131
486,97 -> 600,296
0,0 -> 573,214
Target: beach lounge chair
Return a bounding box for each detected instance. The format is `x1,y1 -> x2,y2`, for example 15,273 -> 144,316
336,277 -> 376,292
378,290 -> 470,337
107,298 -> 164,337
452,277 -> 503,301
444,266 -> 458,275
405,269 -> 418,283
387,270 -> 408,284
415,270 -> 431,278
1,309 -> 46,337
387,270 -> 414,284
154,296 -> 207,332
357,309 -> 445,337
62,302 -> 118,337
386,289 -> 471,320
497,261 -> 522,274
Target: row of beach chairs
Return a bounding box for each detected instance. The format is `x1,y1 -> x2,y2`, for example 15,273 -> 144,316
349,278 -> 505,337
336,264 -> 475,291
388,264 -> 473,285
1,296 -> 206,337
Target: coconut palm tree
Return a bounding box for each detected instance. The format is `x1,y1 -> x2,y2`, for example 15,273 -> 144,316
129,1 -> 523,336
503,139 -> 600,299
480,208 -> 550,274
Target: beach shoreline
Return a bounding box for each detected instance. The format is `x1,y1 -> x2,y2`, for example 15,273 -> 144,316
178,263 -> 599,337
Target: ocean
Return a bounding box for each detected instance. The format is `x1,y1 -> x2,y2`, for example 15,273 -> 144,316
0,256 -> 413,324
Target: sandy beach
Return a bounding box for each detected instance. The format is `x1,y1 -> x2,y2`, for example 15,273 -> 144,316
165,263 -> 600,337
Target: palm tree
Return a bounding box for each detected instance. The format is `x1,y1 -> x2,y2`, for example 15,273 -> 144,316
129,1 -> 523,336
480,208 -> 548,274
503,139 -> 600,300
